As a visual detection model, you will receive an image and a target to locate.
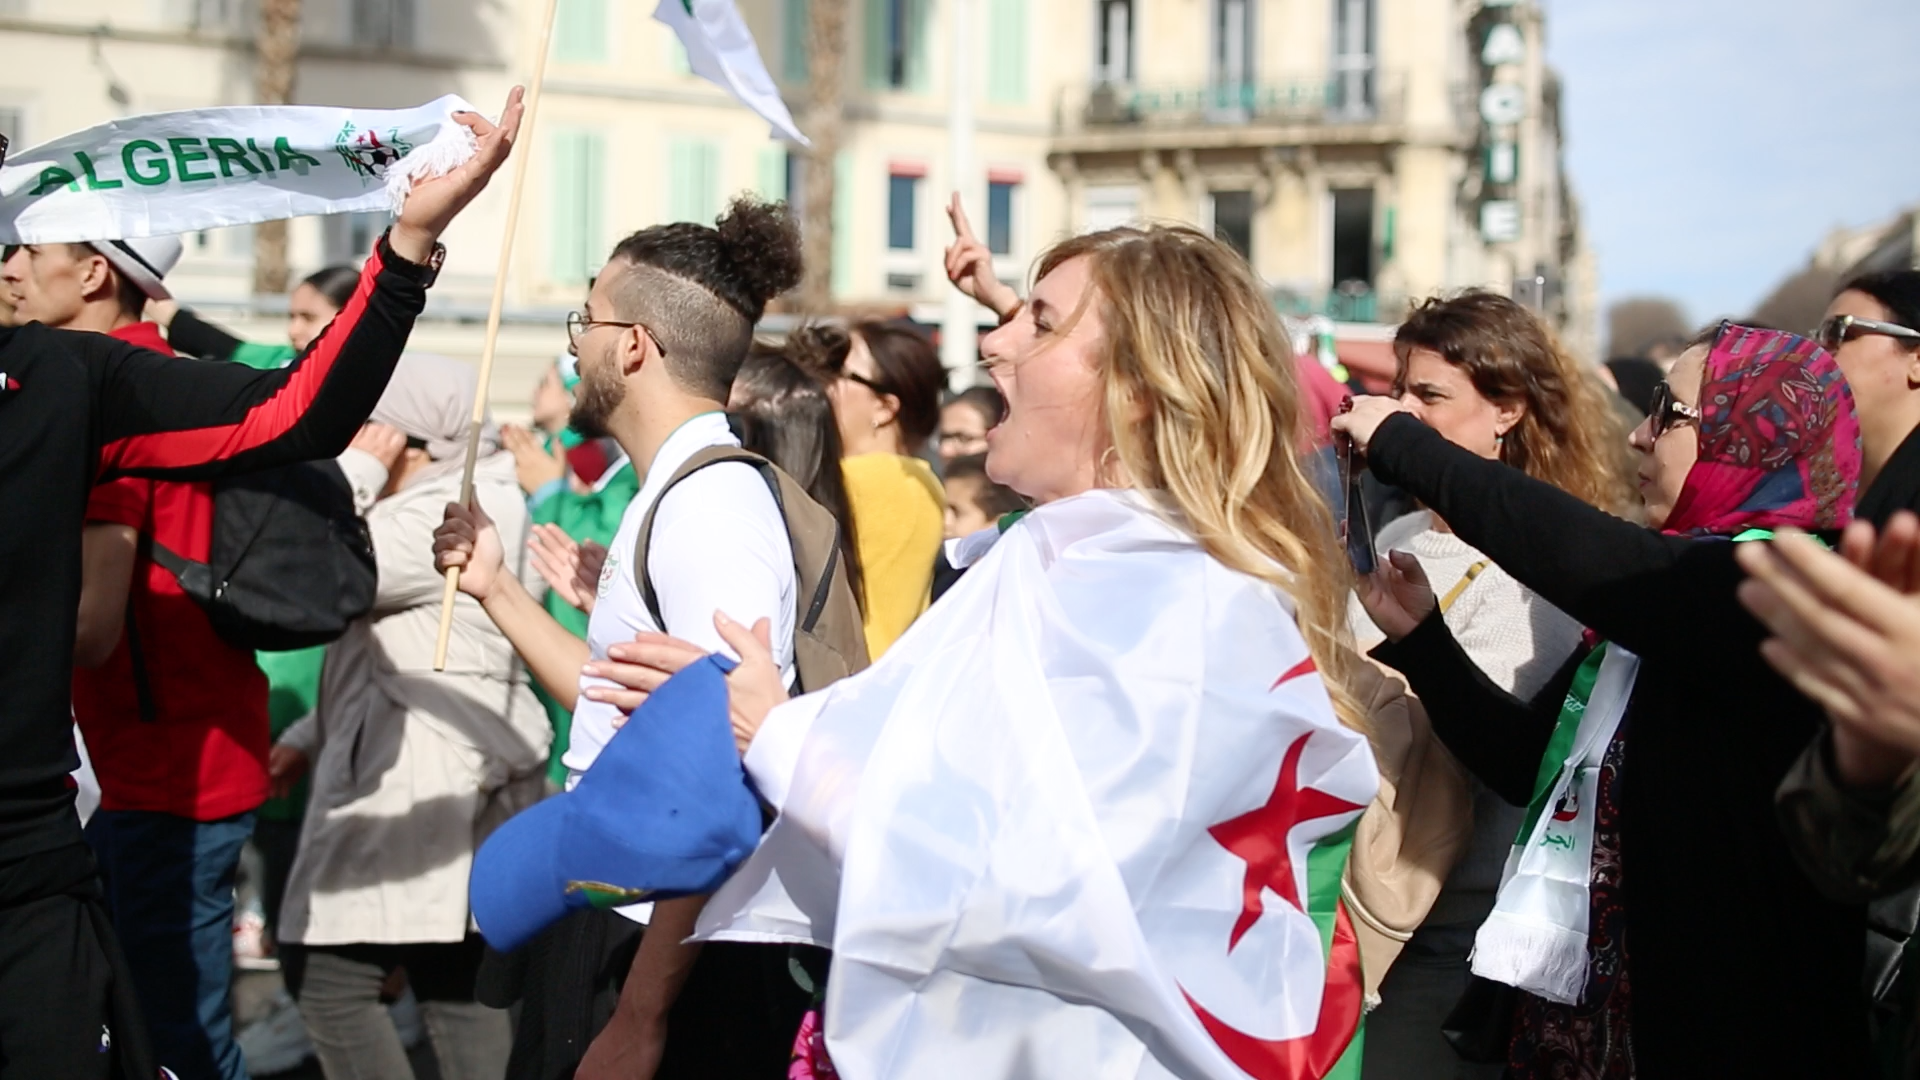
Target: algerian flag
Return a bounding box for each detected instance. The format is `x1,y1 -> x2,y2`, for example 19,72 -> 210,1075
700,490 -> 1378,1079
0,95 -> 480,244
654,0 -> 809,145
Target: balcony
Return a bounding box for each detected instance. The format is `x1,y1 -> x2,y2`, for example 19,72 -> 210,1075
1053,74 -> 1407,150
1271,285 -> 1409,327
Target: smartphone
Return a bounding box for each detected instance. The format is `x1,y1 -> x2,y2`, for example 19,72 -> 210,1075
1336,432 -> 1377,576
0,132 -> 9,170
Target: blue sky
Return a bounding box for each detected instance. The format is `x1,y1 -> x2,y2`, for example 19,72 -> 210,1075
1541,0 -> 1920,325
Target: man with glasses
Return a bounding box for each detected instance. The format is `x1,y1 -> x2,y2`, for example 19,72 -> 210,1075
432,196 -> 811,1080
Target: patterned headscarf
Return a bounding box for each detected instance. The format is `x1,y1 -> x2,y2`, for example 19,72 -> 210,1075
1664,324 -> 1860,538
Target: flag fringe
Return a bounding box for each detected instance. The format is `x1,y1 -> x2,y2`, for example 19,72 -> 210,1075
386,122 -> 479,210
1470,912 -> 1588,1006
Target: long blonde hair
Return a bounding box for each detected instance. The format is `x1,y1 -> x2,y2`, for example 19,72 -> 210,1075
1035,225 -> 1363,733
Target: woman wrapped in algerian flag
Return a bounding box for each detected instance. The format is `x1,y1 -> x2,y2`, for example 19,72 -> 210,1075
586,223 -> 1382,1079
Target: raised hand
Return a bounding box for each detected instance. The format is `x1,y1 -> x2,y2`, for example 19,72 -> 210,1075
526,524 -> 605,614
432,499 -> 505,601
944,193 -> 1023,320
502,423 -> 567,496
1329,395 -> 1415,456
584,614 -> 788,754
1357,549 -> 1438,642
1737,513 -> 1920,788
391,86 -> 527,263
348,421 -> 408,473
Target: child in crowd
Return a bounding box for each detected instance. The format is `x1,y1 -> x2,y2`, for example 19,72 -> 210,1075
942,453 -> 1026,539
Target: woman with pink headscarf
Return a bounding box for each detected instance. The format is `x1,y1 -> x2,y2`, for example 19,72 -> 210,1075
1334,325 -> 1872,1077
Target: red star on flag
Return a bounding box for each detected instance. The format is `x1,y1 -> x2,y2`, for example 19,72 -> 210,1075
1209,731 -> 1365,951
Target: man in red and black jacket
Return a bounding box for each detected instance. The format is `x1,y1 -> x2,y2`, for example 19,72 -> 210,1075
0,91 -> 520,1080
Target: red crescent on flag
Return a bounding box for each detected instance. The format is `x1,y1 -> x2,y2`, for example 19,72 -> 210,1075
1270,656 -> 1317,691
1181,903 -> 1363,1080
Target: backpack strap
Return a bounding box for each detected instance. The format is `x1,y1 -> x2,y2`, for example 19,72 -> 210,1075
633,445 -> 841,636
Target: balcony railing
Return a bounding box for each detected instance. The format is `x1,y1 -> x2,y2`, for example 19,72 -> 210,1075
1271,286 -> 1408,326
1059,74 -> 1405,135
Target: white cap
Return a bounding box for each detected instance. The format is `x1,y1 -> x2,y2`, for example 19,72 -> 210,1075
91,236 -> 183,301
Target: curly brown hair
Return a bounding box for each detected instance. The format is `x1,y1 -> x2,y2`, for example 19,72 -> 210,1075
1394,291 -> 1636,515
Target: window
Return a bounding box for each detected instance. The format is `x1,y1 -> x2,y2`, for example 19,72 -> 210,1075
554,0 -> 607,63
986,180 -> 1015,256
1331,0 -> 1375,115
866,0 -> 927,91
551,129 -> 606,284
1095,0 -> 1133,84
1084,185 -> 1139,233
784,0 -> 810,82
668,138 -> 721,225
1331,187 -> 1374,289
887,173 -> 918,250
986,0 -> 1027,104
163,0 -> 250,30
886,272 -> 921,293
1212,0 -> 1252,90
0,107 -> 23,149
352,0 -> 415,50
322,211 -> 389,264
1210,190 -> 1253,262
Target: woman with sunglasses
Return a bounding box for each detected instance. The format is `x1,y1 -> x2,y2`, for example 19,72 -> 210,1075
1815,270 -> 1920,523
796,321 -> 947,658
1333,325 -> 1871,1077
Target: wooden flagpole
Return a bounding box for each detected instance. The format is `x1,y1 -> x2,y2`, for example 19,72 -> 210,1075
433,0 -> 563,671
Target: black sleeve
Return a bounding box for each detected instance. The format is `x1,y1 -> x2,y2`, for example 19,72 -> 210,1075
164,307 -> 246,362
1365,412 -> 1757,665
1371,609 -> 1584,806
90,233 -> 432,481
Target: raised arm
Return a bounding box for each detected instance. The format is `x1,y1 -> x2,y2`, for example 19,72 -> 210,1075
1363,411 -> 1750,663
87,89 -> 524,480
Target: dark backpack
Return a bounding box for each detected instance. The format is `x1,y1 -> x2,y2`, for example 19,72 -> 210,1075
145,460 -> 377,653
635,446 -> 869,694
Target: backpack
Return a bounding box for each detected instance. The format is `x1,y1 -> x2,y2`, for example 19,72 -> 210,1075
144,459 -> 378,653
634,446 -> 869,694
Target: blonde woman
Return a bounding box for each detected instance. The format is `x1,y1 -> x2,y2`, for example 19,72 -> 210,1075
585,225 -> 1379,1078
1350,292 -> 1634,1080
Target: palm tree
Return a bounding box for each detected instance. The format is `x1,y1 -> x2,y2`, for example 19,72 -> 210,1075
798,0 -> 848,312
251,0 -> 301,295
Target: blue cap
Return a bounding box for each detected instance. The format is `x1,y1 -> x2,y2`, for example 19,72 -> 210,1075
469,654 -> 762,952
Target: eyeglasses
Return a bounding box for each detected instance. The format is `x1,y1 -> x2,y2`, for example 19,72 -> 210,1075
1813,314 -> 1920,355
1646,380 -> 1701,439
566,311 -> 667,357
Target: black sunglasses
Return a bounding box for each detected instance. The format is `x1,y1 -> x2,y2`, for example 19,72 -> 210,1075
1813,314 -> 1920,355
1646,380 -> 1701,439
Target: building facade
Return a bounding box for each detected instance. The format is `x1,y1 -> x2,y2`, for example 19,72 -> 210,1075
0,0 -> 1591,415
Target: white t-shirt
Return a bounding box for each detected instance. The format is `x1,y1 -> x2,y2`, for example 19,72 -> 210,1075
565,412 -> 797,779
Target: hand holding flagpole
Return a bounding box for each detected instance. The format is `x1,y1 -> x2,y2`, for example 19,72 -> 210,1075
433,0 -> 563,670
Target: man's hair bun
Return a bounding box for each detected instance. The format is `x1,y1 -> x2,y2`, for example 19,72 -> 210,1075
714,196 -> 804,317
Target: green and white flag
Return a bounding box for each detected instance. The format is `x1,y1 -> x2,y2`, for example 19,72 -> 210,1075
0,95 -> 480,244
655,0 -> 808,145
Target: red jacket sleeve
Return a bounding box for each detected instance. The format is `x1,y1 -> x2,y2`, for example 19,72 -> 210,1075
90,233 -> 435,481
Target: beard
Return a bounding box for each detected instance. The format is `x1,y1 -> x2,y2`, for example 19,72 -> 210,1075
568,355 -> 626,439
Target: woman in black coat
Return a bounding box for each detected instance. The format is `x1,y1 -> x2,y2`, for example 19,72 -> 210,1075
1334,323 -> 1872,1078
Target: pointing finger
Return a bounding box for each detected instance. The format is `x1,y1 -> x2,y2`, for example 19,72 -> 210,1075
948,192 -> 977,241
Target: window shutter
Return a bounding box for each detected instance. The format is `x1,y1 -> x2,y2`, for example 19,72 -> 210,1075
863,0 -> 889,88
389,0 -> 415,49
783,0 -> 810,83
695,141 -> 720,224
832,151 -> 853,297
987,0 -> 1027,104
757,146 -> 789,201
905,0 -> 930,92
550,131 -> 585,283
555,0 -> 608,63
669,139 -> 722,224
580,133 -> 605,274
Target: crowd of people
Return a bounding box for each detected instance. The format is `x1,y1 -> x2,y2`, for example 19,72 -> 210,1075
3,87 -> 1920,1080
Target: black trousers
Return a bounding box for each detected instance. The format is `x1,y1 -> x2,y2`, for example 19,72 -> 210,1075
0,844 -> 156,1080
480,907 -> 815,1080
